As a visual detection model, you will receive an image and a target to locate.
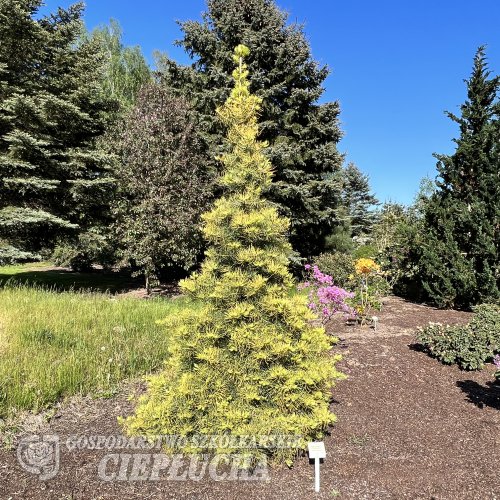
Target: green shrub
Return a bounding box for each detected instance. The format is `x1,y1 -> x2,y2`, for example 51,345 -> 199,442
416,303 -> 500,370
52,244 -> 93,271
312,252 -> 355,291
324,223 -> 355,255
51,232 -> 117,272
353,245 -> 378,260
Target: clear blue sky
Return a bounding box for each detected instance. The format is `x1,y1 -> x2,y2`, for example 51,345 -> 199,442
40,0 -> 500,205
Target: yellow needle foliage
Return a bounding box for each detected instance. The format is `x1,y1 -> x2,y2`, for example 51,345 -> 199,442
120,45 -> 345,465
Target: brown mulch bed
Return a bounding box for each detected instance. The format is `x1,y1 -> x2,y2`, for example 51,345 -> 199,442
1,296 -> 500,499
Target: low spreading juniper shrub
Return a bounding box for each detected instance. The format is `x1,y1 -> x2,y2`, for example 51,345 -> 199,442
416,303 -> 500,370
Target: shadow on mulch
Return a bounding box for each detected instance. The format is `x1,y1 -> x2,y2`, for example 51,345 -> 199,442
456,379 -> 500,410
408,343 -> 500,411
407,342 -> 427,353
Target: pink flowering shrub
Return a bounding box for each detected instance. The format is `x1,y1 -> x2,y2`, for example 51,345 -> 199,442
494,354 -> 500,383
299,265 -> 355,324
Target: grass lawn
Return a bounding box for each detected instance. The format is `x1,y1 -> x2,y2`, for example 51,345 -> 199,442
0,263 -> 306,418
0,262 -> 135,294
0,282 -> 198,417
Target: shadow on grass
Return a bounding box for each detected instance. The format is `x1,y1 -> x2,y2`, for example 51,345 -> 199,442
0,265 -> 140,294
456,379 -> 500,410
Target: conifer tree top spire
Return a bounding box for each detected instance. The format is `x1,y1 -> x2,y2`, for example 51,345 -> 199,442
215,45 -> 273,195
233,44 -> 250,76
233,44 -> 250,61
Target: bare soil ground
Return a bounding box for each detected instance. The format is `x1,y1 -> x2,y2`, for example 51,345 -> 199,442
1,296 -> 500,499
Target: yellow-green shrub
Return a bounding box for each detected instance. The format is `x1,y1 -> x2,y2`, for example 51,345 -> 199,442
121,46 -> 345,465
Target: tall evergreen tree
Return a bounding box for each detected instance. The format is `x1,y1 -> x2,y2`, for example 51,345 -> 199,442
155,0 -> 345,258
122,46 -> 344,465
0,0 -> 115,261
418,46 -> 500,308
341,161 -> 379,238
87,19 -> 152,110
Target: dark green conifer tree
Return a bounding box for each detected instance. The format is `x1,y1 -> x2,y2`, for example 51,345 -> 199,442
155,0 -> 345,258
341,161 -> 379,238
323,162 -> 378,254
0,0 -> 115,261
418,46 -> 500,308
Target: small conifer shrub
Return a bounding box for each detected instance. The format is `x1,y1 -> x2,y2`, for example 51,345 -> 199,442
120,45 -> 345,465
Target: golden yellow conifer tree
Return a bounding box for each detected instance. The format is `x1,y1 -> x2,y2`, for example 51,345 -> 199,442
121,45 -> 344,465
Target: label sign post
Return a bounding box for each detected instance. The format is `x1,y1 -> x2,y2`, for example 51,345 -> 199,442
307,441 -> 326,492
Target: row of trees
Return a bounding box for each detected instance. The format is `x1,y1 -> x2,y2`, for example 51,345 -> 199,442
0,0 -> 380,291
375,46 -> 500,309
402,46 -> 500,309
0,0 -> 115,263
9,1 -> 497,311
312,46 -> 500,312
